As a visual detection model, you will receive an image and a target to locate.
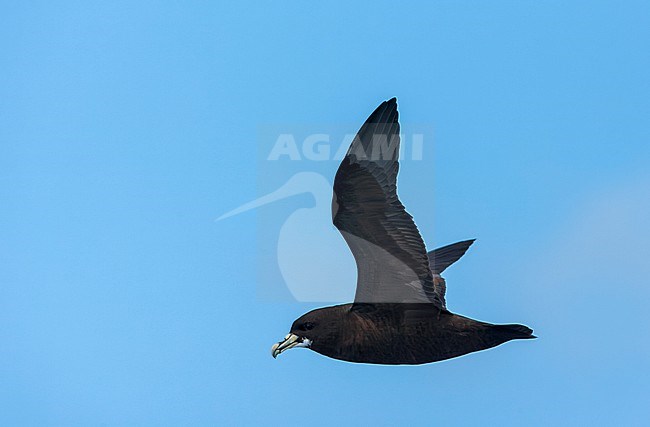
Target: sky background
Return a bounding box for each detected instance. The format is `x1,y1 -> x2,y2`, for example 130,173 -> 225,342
2,1 -> 650,426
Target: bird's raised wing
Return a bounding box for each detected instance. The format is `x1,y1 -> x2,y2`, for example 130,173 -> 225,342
427,239 -> 475,275
332,98 -> 445,308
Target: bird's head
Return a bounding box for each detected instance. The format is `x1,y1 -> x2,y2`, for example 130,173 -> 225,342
271,306 -> 344,359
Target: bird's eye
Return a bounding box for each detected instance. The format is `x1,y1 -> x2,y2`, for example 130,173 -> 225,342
302,322 -> 315,331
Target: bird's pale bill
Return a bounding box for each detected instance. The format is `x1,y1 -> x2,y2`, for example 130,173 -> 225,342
271,333 -> 312,358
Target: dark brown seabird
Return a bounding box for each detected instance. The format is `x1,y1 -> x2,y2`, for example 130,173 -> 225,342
271,98 -> 535,365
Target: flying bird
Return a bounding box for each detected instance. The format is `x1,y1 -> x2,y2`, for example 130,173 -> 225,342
271,98 -> 535,364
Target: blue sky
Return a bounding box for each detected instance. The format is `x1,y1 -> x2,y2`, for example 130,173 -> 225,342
1,1 -> 650,425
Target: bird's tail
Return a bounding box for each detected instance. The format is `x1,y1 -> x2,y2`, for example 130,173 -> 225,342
491,324 -> 536,341
427,239 -> 475,274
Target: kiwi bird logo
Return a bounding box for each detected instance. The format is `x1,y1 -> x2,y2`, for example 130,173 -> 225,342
218,171 -> 356,302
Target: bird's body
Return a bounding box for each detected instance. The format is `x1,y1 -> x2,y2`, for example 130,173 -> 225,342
289,304 -> 533,365
270,98 -> 535,365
